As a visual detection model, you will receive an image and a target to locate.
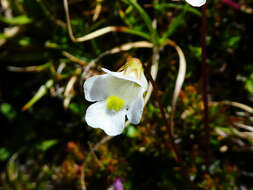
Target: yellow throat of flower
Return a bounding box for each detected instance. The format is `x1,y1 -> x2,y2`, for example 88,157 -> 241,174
107,96 -> 125,112
120,57 -> 144,79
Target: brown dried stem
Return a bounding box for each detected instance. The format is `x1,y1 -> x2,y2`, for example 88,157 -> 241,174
62,51 -> 88,67
80,136 -> 112,190
143,65 -> 197,190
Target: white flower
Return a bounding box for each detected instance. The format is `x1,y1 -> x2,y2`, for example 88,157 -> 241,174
84,58 -> 148,136
185,0 -> 206,7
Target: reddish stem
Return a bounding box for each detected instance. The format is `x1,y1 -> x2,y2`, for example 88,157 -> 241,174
143,66 -> 197,190
201,4 -> 210,173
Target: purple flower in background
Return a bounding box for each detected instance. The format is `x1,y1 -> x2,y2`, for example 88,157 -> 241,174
113,178 -> 124,190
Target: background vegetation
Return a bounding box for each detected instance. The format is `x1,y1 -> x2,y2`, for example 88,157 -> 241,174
1,0 -> 253,189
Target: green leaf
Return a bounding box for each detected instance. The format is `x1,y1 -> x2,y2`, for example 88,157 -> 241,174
18,37 -> 32,46
245,74 -> 253,94
160,7 -> 187,42
228,36 -> 240,48
0,148 -> 10,161
126,125 -> 139,138
69,102 -> 85,115
0,103 -> 16,120
189,45 -> 202,60
0,15 -> 33,25
0,34 -> 7,39
124,0 -> 159,44
36,139 -> 58,151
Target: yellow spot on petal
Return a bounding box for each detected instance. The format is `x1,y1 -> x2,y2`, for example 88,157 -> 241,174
106,96 -> 125,112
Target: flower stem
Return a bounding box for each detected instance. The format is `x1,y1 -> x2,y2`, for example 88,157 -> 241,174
143,66 -> 197,190
201,4 -> 210,173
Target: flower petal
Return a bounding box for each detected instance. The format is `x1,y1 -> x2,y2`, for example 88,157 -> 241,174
84,71 -> 144,105
102,68 -> 147,89
85,101 -> 126,136
127,89 -> 145,124
140,72 -> 148,91
83,74 -> 111,102
185,0 -> 206,7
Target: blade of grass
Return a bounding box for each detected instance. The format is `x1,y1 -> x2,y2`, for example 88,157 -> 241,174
166,40 -> 187,134
63,0 -> 150,42
155,3 -> 201,16
0,15 -> 32,25
22,79 -> 54,111
160,5 -> 188,43
124,0 -> 159,44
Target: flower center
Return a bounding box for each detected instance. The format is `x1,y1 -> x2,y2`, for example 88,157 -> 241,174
106,96 -> 125,112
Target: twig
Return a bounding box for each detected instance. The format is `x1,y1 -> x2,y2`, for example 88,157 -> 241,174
63,76 -> 77,108
166,41 -> 187,134
0,0 -> 20,46
233,123 -> 253,132
201,4 -> 210,173
7,65 -> 43,72
63,68 -> 81,109
144,47 -> 159,105
143,66 -> 197,190
7,152 -> 19,181
7,63 -> 51,72
63,0 -> 151,43
80,136 -> 112,190
215,128 -> 228,138
88,142 -> 103,168
37,0 -> 66,27
63,0 -> 116,42
232,128 -> 253,140
80,41 -> 153,83
217,100 -> 253,114
62,51 -> 88,66
92,0 -> 103,21
144,17 -> 159,106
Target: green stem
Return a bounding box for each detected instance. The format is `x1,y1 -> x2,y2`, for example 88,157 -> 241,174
155,3 -> 201,16
22,79 -> 54,111
36,0 -> 55,21
125,0 -> 159,45
160,5 -> 189,43
120,27 -> 151,41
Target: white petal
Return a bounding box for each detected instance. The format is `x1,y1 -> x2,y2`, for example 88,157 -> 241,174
84,71 -> 144,106
102,68 -> 147,89
102,69 -> 145,105
127,89 -> 145,124
140,72 -> 148,91
85,101 -> 126,136
185,0 -> 206,7
83,74 -> 111,102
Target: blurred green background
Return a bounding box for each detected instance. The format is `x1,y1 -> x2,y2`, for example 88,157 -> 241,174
1,0 -> 253,189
